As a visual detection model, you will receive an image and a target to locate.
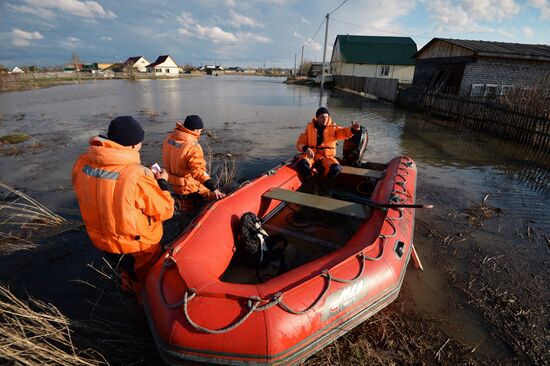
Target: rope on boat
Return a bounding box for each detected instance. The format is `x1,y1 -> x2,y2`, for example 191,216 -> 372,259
183,289 -> 262,334
329,253 -> 366,283
275,271 -> 332,315
158,255 -> 186,309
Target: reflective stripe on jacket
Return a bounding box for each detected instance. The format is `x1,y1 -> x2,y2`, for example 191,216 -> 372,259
296,116 -> 355,159
72,137 -> 174,254
162,123 -> 211,195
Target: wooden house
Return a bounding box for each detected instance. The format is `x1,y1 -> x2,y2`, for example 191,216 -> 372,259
146,55 -> 179,76
330,35 -> 417,82
412,38 -> 550,96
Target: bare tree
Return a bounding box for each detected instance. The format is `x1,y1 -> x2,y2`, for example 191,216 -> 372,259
70,52 -> 81,71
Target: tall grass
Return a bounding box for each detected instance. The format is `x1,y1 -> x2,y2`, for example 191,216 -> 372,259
0,182 -> 65,229
0,285 -> 104,366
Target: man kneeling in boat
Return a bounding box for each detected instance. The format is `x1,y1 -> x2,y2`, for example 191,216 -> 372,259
296,107 -> 360,182
162,115 -> 225,210
72,116 -> 175,290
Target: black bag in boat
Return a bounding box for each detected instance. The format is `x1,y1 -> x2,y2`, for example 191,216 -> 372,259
342,126 -> 368,167
237,212 -> 287,269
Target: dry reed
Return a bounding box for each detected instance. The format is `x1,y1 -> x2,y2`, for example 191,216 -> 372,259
0,285 -> 104,366
202,132 -> 238,191
0,182 -> 65,229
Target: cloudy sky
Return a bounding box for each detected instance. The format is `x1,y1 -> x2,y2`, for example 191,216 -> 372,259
1,0 -> 549,67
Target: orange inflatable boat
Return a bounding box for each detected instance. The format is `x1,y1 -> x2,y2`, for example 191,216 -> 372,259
143,155 -> 424,365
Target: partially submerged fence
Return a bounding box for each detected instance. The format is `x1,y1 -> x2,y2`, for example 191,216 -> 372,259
334,75 -> 399,102
424,91 -> 550,151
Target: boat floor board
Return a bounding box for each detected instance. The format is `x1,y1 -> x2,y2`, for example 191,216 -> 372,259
263,188 -> 371,220
341,166 -> 384,179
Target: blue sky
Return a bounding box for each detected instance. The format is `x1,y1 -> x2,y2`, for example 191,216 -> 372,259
1,0 -> 549,67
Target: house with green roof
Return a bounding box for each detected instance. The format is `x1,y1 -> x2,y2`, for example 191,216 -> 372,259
330,35 -> 417,82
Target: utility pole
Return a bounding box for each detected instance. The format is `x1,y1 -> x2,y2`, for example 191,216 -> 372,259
300,45 -> 304,76
294,53 -> 297,76
319,13 -> 330,106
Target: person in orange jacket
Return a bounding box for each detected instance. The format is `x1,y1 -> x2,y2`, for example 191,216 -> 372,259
295,107 -> 360,180
162,115 -> 225,205
72,116 -> 174,285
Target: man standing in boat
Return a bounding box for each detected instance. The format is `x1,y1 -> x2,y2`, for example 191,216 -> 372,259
72,116 -> 174,288
295,107 -> 360,180
162,115 -> 225,209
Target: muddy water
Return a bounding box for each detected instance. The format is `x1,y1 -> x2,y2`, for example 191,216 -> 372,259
1,76 -> 549,360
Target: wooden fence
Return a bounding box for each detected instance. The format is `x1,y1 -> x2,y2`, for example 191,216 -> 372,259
334,75 -> 399,102
424,91 -> 550,151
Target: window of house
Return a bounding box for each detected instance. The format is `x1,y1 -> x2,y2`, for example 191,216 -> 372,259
379,66 -> 390,76
499,85 -> 513,96
155,68 -> 161,73
484,84 -> 498,98
166,68 -> 170,73
470,84 -> 485,97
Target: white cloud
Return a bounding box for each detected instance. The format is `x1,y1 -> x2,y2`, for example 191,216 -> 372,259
60,36 -> 80,47
176,11 -> 196,26
522,26 -> 535,37
6,4 -> 56,18
20,0 -> 117,19
496,28 -> 513,38
229,9 -> 264,28
177,11 -> 270,44
423,0 -> 521,35
529,0 -> 550,19
100,36 -> 112,41
304,38 -> 322,51
11,28 -> 44,46
461,0 -> 519,21
177,28 -> 193,37
300,17 -> 310,24
238,32 -> 270,43
195,24 -> 238,43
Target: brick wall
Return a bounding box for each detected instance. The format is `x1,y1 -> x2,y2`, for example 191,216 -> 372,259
460,57 -> 550,95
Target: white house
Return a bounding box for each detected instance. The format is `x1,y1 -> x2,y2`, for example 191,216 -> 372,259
122,56 -> 150,73
146,55 -> 179,76
331,35 -> 417,83
9,67 -> 24,74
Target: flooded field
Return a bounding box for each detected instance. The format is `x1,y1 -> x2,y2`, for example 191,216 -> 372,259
1,76 -> 549,365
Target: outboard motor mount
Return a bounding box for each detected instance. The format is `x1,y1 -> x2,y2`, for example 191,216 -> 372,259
342,126 -> 368,167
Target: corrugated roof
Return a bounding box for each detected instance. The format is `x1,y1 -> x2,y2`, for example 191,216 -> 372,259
418,38 -> 550,61
334,35 -> 417,65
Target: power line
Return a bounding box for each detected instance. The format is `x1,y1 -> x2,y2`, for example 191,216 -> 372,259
329,0 -> 349,15
310,17 -> 326,41
331,17 -> 433,39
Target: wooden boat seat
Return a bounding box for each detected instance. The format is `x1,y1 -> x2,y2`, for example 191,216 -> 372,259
341,166 -> 384,179
263,188 -> 370,219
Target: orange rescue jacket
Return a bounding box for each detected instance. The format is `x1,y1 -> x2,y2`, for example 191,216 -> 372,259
72,137 -> 174,254
162,123 -> 211,195
296,116 -> 355,159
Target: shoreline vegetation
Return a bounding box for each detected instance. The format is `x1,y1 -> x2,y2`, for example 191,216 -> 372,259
0,71 -> 287,92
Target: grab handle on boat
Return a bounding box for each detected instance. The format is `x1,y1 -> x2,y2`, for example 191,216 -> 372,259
158,256 -> 186,309
183,290 -> 262,334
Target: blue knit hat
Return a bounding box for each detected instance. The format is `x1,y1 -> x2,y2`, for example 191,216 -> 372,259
183,115 -> 204,130
107,116 -> 144,146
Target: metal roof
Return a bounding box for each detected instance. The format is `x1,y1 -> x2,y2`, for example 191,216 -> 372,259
333,35 -> 417,65
418,38 -> 550,61
147,55 -> 172,67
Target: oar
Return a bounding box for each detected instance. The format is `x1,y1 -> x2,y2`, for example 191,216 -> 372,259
330,192 -> 433,209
